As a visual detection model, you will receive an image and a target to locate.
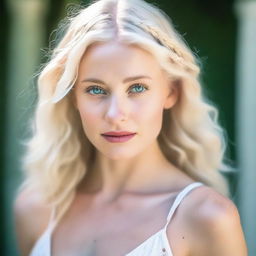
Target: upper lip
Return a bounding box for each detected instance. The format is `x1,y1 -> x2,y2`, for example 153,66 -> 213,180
102,131 -> 136,136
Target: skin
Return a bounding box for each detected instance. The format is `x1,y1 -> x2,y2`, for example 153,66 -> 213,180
14,41 -> 248,256
72,40 -> 179,202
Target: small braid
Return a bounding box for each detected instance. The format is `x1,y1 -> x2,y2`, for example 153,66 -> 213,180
140,23 -> 199,74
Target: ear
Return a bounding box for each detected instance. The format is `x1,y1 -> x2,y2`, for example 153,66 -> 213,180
163,81 -> 179,109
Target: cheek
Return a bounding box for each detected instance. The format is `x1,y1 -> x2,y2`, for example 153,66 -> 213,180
136,96 -> 164,134
76,102 -> 100,132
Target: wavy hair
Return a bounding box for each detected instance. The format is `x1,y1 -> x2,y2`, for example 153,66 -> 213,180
20,0 -> 232,222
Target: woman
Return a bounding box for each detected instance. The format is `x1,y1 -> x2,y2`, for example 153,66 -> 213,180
14,0 -> 247,255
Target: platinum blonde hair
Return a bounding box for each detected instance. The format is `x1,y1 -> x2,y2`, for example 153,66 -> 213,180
20,0 -> 232,222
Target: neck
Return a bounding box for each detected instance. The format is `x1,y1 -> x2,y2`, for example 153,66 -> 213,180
79,140 -> 176,203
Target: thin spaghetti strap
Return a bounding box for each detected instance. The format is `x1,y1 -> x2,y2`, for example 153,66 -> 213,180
165,182 -> 204,225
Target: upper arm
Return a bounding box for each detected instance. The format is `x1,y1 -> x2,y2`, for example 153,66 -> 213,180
188,188 -> 248,256
14,189 -> 51,256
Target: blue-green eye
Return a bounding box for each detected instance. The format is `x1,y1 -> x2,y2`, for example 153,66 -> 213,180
129,84 -> 148,94
85,83 -> 148,96
86,86 -> 106,95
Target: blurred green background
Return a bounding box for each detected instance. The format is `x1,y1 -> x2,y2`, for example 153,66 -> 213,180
1,0 -> 255,255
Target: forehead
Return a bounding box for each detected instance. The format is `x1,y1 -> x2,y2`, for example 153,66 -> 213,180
78,41 -> 165,78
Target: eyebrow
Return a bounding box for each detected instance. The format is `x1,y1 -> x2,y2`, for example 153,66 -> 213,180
81,75 -> 152,85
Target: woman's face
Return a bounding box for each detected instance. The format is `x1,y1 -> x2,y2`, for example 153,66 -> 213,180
73,41 -> 178,160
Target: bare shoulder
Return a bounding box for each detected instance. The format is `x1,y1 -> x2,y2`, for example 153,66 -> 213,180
183,185 -> 248,256
14,188 -> 52,256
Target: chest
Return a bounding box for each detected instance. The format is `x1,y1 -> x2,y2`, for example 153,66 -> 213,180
51,194 -> 188,256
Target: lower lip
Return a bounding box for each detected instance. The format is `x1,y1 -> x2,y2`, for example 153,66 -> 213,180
101,134 -> 136,143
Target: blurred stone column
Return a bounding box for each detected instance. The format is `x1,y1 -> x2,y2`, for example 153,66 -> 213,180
234,0 -> 256,255
5,0 -> 48,255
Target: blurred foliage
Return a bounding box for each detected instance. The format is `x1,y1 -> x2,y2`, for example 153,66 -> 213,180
0,0 -> 9,254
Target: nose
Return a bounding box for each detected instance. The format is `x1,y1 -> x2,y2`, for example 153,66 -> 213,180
104,95 -> 128,124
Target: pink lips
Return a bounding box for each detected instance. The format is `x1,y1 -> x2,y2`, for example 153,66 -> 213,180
101,131 -> 136,143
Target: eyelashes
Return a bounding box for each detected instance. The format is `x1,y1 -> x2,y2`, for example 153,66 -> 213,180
129,84 -> 149,94
84,83 -> 149,96
86,86 -> 106,95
